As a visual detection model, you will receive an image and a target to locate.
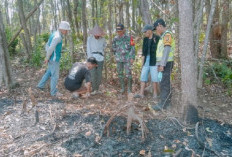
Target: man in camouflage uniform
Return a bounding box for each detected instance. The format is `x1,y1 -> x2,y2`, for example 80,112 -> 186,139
112,24 -> 135,93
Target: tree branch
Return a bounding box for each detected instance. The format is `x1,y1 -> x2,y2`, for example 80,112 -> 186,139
8,0 -> 44,47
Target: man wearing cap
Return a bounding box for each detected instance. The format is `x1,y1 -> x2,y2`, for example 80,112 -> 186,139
134,24 -> 160,99
37,21 -> 70,97
152,18 -> 175,110
112,24 -> 135,93
87,25 -> 106,95
64,57 -> 98,99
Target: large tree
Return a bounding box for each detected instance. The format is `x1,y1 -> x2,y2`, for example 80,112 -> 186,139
178,0 -> 198,124
0,9 -> 14,89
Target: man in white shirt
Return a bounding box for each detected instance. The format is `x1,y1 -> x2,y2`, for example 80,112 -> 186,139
87,25 -> 106,94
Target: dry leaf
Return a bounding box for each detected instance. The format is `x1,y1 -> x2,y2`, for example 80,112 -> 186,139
139,150 -> 146,156
206,137 -> 213,147
85,131 -> 91,136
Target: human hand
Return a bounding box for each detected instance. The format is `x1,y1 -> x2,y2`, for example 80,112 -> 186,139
158,66 -> 164,72
44,59 -> 48,64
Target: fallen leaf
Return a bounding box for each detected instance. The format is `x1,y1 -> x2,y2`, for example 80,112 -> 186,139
85,131 -> 91,136
139,150 -> 146,156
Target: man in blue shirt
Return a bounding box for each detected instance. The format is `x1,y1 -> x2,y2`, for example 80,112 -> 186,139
37,21 -> 70,97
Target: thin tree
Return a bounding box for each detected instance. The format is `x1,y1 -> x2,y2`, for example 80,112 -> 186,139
198,0 -> 217,88
179,0 -> 198,124
82,0 -> 88,52
17,0 -> 33,59
220,0 -> 229,58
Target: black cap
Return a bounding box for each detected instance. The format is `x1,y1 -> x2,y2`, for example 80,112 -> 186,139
142,24 -> 154,33
153,18 -> 166,30
116,24 -> 124,31
87,57 -> 98,65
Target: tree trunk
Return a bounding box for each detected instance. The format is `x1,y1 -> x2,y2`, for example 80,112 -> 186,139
210,0 -> 221,58
66,0 -> 75,62
95,0 -> 98,24
118,1 -> 124,24
92,0 -> 95,27
73,0 -> 80,36
220,0 -> 229,58
50,0 -> 57,30
179,0 -> 198,125
140,0 -> 152,24
193,0 -> 204,56
132,0 -> 136,30
5,0 -> 10,25
126,0 -> 130,28
17,0 -> 33,59
82,0 -> 87,52
198,0 -> 217,88
60,0 -> 66,20
0,10 -> 14,89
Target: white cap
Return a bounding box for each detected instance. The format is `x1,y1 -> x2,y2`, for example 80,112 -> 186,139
59,21 -> 71,31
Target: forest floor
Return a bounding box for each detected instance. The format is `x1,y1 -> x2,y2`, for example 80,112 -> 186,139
0,59 -> 232,157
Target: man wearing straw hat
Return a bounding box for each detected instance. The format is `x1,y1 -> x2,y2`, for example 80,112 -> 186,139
87,25 -> 106,95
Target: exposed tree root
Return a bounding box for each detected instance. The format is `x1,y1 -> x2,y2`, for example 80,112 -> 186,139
103,94 -> 149,141
195,122 -> 220,157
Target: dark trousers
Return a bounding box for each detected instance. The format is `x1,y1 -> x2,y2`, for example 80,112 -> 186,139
90,61 -> 104,91
160,61 -> 173,106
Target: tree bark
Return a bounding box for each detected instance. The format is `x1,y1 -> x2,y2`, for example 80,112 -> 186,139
198,0 -> 217,88
5,0 -> 10,25
82,0 -> 88,52
210,0 -> 221,58
50,0 -> 57,30
132,0 -> 136,30
220,0 -> 229,58
118,0 -> 124,24
179,0 -> 198,124
0,10 -> 14,89
73,0 -> 80,36
140,0 -> 152,24
126,0 -> 130,28
92,0 -> 95,27
17,0 -> 33,59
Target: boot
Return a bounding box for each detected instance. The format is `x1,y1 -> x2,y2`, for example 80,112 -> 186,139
127,78 -> 132,93
119,77 -> 125,93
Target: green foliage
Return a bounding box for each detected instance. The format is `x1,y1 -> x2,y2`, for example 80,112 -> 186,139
5,27 -> 19,56
29,34 -> 47,68
204,61 -> 232,95
199,32 -> 205,43
60,51 -> 73,72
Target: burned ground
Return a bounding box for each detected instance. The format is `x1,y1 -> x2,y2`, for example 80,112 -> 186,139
0,64 -> 232,156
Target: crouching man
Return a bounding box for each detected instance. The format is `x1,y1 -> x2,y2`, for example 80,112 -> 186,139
64,57 -> 98,98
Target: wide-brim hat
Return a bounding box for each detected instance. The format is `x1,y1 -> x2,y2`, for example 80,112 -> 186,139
88,25 -> 105,36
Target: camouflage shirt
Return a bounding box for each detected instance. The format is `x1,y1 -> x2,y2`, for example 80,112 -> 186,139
112,34 -> 135,62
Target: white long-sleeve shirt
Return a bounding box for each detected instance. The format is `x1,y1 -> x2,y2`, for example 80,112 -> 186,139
45,31 -> 62,60
87,36 -> 106,62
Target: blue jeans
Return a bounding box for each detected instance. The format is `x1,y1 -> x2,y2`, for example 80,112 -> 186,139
140,55 -> 158,82
37,61 -> 60,96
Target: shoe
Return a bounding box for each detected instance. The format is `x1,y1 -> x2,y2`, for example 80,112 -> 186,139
91,90 -> 101,95
72,93 -> 79,99
134,94 -> 144,98
54,92 -> 63,97
152,102 -> 171,111
119,77 -> 125,93
36,86 -> 44,91
127,78 -> 132,93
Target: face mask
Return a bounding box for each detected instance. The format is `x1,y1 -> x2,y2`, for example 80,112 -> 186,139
158,72 -> 163,82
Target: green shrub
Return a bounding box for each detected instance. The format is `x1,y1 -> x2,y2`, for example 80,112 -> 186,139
5,27 -> 19,56
60,51 -> 73,72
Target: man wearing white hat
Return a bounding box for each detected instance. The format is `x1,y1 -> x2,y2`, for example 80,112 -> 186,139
37,21 -> 70,97
87,25 -> 106,94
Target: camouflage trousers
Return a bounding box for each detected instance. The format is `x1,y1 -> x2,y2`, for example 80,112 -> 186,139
116,62 -> 132,79
90,61 -> 104,91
